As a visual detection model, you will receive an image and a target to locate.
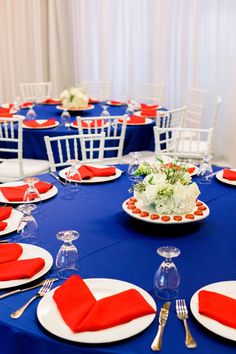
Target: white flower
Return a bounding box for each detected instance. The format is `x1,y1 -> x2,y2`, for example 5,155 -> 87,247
60,86 -> 89,109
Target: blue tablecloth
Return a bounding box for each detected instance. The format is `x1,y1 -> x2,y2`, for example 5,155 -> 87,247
17,104 -> 156,160
1,167 -> 236,354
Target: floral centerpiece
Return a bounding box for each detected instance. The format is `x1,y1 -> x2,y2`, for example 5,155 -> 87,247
60,86 -> 89,109
133,159 -> 200,215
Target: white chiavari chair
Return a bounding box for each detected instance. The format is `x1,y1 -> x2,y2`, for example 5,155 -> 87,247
184,88 -> 208,129
0,116 -> 50,182
76,115 -> 128,164
20,82 -> 52,102
44,133 -> 106,172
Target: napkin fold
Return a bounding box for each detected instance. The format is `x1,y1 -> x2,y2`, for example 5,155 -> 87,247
0,206 -> 13,221
0,257 -> 45,280
118,115 -> 146,124
21,101 -> 34,108
88,97 -> 99,104
53,275 -> 156,333
68,165 -> 116,181
0,222 -> 7,231
198,290 -> 236,328
140,104 -> 158,110
23,119 -> 56,128
109,100 -> 122,105
42,98 -> 61,104
223,169 -> 236,181
0,243 -> 23,264
0,181 -> 52,202
140,108 -> 157,117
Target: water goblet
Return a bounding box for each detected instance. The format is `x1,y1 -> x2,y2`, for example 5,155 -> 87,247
22,177 -> 42,215
26,105 -> 36,120
61,109 -> 71,130
153,246 -> 181,300
198,155 -> 213,184
56,230 -> 80,279
100,104 -> 110,119
127,151 -> 142,193
16,204 -> 39,244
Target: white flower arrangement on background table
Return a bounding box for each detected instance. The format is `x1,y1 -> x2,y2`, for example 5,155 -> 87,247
60,86 -> 89,109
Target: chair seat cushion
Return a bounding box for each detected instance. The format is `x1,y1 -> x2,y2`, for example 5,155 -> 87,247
0,159 -> 50,182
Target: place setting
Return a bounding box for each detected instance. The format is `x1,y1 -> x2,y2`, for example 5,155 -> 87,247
22,118 -> 60,129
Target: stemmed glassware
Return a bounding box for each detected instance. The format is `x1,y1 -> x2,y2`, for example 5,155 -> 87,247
61,109 -> 71,130
100,104 -> 110,119
198,154 -> 213,184
26,105 -> 36,120
16,204 -> 39,244
22,177 -> 42,215
153,246 -> 181,300
66,159 -> 82,191
56,230 -> 80,279
127,151 -> 142,193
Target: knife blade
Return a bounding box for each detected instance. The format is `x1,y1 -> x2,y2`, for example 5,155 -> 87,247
49,172 -> 66,186
0,277 -> 58,299
151,301 -> 171,351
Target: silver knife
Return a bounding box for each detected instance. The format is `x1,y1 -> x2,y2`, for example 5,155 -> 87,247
0,277 -> 58,299
151,301 -> 171,351
49,172 -> 66,186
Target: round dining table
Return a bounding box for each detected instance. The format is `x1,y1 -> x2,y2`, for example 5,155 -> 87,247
17,103 -> 157,160
0,165 -> 236,354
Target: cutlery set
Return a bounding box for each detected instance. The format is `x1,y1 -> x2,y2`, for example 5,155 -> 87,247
151,299 -> 197,351
0,278 -> 58,318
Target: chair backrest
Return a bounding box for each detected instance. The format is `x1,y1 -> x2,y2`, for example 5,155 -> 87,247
76,115 -> 128,163
156,106 -> 186,128
184,87 -> 208,129
0,115 -> 24,178
135,83 -> 165,105
44,132 -> 106,172
20,82 -> 52,102
211,96 -> 222,129
81,81 -> 112,100
154,126 -> 214,160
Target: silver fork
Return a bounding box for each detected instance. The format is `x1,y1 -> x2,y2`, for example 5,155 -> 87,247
10,279 -> 54,319
176,299 -> 197,349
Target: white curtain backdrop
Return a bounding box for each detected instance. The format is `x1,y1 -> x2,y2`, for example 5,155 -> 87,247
0,0 -> 236,164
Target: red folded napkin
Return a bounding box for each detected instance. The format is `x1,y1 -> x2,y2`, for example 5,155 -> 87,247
140,108 -> 157,117
0,206 -> 13,221
23,119 -> 56,128
0,181 -> 52,202
0,113 -> 13,118
42,98 -> 61,104
118,115 -> 146,124
0,221 -> 7,231
223,169 -> 236,181
109,100 -> 122,105
53,275 -> 156,333
21,101 -> 34,108
68,165 -> 116,181
140,104 -> 158,110
73,120 -> 104,128
0,257 -> 45,280
0,243 -> 23,264
187,167 -> 196,174
88,97 -> 99,104
0,107 -> 12,114
198,290 -> 236,328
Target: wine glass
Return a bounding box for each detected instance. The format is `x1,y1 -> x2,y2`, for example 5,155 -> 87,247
127,151 -> 142,193
26,105 -> 36,120
198,154 -> 213,184
16,204 -> 39,244
56,230 -> 80,279
61,109 -> 71,130
100,104 -> 110,119
66,159 -> 82,191
22,177 -> 42,215
153,246 -> 181,300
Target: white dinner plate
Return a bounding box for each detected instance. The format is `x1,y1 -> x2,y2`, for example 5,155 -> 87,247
37,278 -> 156,344
122,198 -> 209,224
23,120 -> 60,129
59,164 -> 123,184
134,107 -> 163,118
0,209 -> 23,236
56,105 -> 94,112
117,117 -> 153,126
216,169 -> 236,186
0,243 -> 53,289
0,181 -> 58,204
190,281 -> 236,341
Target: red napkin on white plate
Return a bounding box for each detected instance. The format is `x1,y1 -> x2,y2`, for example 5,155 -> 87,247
23,119 -> 56,128
0,243 -> 23,264
0,206 -> 13,221
109,100 -> 122,105
0,257 -> 45,281
42,98 -> 61,104
88,97 -> 99,104
0,181 -> 52,202
119,115 -> 146,124
21,101 -> 34,108
140,108 -> 157,117
69,165 -> 116,181
53,275 -> 156,333
223,169 -> 236,181
73,120 -> 104,128
140,104 -> 158,110
198,290 -> 236,328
